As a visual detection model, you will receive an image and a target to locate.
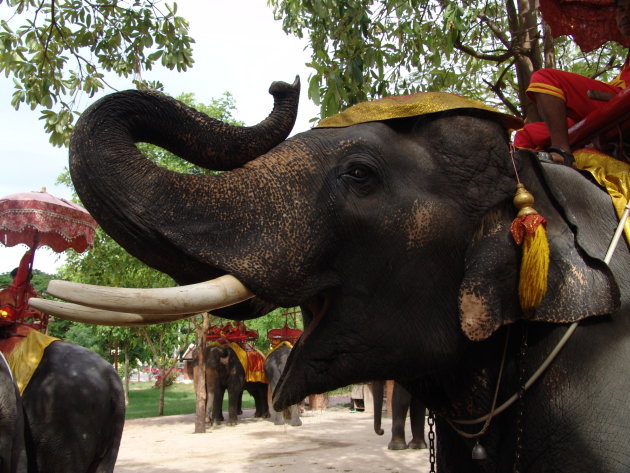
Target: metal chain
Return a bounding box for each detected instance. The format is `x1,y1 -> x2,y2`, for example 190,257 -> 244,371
513,325 -> 528,473
428,410 -> 436,473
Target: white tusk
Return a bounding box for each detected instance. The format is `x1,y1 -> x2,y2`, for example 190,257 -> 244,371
28,299 -> 193,326
44,274 -> 254,315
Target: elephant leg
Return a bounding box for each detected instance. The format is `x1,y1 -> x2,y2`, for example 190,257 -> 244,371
288,403 -> 302,427
408,401 -> 427,449
237,390 -> 243,415
249,383 -> 269,418
205,389 -> 214,425
213,387 -> 226,425
267,382 -> 283,425
388,382 -> 411,450
257,384 -> 270,418
227,381 -> 246,426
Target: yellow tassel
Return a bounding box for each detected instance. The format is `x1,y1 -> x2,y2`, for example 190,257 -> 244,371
519,223 -> 549,311
510,184 -> 550,314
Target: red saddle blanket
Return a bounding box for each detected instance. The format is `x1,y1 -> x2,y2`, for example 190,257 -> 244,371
229,342 -> 267,384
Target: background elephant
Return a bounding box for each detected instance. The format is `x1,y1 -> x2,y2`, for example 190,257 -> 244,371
372,380 -> 426,450
46,82 -> 630,472
264,343 -> 301,426
189,344 -> 269,426
23,341 -> 124,472
1,337 -> 124,473
0,352 -> 26,473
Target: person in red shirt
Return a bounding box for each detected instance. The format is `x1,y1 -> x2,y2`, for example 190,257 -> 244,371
516,0 -> 630,164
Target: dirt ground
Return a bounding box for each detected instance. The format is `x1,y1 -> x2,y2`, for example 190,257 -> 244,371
114,400 -> 430,473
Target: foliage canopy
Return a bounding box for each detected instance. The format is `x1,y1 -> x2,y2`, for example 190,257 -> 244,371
268,0 -> 627,121
0,0 -> 194,146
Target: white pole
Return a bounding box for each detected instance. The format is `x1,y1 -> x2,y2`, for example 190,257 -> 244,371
604,201 -> 630,264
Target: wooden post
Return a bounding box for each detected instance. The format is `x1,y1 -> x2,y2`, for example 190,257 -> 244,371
308,393 -> 328,410
194,313 -> 210,433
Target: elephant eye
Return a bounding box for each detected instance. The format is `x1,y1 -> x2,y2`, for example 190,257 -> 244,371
342,163 -> 373,183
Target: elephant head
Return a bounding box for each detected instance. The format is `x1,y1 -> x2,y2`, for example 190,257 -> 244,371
34,80 -> 624,418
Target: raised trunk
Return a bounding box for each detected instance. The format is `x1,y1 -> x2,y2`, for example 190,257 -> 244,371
70,80 -> 300,296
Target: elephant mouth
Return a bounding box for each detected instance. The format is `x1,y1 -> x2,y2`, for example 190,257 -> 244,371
299,292 -> 331,345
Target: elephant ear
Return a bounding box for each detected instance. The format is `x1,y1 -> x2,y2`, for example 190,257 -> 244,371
459,151 -> 620,341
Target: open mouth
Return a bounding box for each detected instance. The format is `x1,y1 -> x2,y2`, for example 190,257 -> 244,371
299,292 -> 331,346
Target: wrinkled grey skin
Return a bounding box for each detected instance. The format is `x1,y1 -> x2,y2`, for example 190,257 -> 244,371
372,380 -> 426,450
264,344 -> 301,426
69,81 -> 630,472
0,353 -> 26,473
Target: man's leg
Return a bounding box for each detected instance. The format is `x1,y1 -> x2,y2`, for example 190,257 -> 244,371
534,92 -> 571,163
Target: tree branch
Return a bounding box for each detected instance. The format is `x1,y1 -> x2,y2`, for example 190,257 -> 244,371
483,59 -> 522,117
479,14 -> 510,47
454,34 -> 513,63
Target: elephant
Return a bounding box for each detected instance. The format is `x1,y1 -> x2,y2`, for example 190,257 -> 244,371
264,343 -> 302,426
0,336 -> 124,473
188,344 -> 269,426
35,79 -> 630,472
372,380 -> 426,450
0,352 -> 26,473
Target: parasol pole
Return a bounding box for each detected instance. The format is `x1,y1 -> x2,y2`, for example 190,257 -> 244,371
604,200 -> 630,264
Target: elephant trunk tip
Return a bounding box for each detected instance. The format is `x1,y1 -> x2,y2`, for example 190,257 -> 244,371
375,428 -> 384,436
269,76 -> 300,96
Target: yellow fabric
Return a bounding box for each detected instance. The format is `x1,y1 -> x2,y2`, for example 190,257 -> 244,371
526,82 -> 566,101
7,330 -> 59,395
314,91 -> 523,133
265,340 -> 293,358
574,149 -> 630,246
229,342 -> 267,384
608,73 -> 627,89
519,224 -> 550,312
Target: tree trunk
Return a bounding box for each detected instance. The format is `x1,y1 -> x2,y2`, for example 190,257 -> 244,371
158,376 -> 166,416
194,313 -> 210,433
512,0 -> 543,122
308,393 -> 328,410
123,340 -> 130,406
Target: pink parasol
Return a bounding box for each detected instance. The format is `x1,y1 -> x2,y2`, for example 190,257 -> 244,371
0,188 -> 97,328
539,0 -> 630,52
0,188 -> 97,253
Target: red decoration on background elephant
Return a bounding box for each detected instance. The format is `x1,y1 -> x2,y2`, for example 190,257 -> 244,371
42,78 -> 630,472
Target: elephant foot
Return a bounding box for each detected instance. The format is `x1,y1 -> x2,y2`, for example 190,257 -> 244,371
408,439 -> 428,450
290,419 -> 302,427
388,439 -> 409,450
273,418 -> 285,425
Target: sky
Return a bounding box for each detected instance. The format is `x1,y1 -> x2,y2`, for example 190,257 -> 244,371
0,0 -> 320,275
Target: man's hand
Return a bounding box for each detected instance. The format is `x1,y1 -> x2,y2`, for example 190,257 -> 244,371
587,90 -> 616,101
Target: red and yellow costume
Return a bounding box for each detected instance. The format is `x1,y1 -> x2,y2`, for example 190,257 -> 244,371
515,61 -> 630,150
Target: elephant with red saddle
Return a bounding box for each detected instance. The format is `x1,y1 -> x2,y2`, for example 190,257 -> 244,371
188,343 -> 269,426
36,79 -> 630,472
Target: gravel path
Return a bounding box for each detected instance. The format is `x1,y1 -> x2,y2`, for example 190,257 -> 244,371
114,401 -> 430,473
